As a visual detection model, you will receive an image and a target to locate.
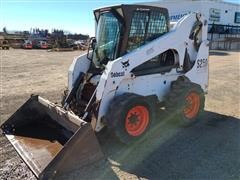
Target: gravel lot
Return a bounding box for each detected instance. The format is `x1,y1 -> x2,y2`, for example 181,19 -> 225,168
0,49 -> 239,179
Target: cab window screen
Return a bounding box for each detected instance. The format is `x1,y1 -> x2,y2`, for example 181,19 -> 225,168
127,11 -> 149,51
146,11 -> 168,42
127,10 -> 168,52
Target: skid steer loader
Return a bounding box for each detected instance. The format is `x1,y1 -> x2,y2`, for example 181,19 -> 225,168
1,4 -> 209,179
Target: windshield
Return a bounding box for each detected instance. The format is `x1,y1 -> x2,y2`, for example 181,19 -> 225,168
93,12 -> 122,68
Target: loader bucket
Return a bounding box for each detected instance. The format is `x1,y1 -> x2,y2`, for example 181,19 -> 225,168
1,95 -> 103,179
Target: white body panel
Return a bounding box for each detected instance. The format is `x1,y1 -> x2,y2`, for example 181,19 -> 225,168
185,42 -> 209,91
68,53 -> 91,90
116,70 -> 179,102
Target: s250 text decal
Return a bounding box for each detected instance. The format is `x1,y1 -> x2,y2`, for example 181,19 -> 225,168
197,59 -> 208,69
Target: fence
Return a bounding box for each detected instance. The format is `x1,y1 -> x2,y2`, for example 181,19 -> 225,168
208,24 -> 240,50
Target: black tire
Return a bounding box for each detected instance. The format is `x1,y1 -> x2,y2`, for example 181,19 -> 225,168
165,77 -> 205,126
106,93 -> 156,144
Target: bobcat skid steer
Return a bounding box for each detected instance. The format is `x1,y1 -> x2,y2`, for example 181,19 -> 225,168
1,4 -> 209,179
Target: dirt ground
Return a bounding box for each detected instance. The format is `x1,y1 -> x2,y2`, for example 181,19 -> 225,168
0,49 -> 239,180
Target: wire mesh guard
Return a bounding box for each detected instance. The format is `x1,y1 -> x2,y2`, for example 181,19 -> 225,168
127,10 -> 168,51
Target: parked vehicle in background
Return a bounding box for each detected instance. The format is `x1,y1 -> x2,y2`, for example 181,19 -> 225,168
37,41 -> 48,49
22,40 -> 32,49
73,40 -> 88,50
0,40 -> 10,50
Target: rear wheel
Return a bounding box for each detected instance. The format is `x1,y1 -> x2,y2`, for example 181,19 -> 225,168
165,78 -> 205,126
184,91 -> 201,119
106,93 -> 156,144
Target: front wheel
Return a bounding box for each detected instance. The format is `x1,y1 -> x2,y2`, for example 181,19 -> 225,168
125,105 -> 150,137
106,93 -> 156,144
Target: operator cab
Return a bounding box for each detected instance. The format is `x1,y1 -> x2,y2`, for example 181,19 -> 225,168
90,5 -> 170,69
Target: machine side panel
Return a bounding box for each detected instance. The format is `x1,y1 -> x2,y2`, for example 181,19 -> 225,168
68,53 -> 91,90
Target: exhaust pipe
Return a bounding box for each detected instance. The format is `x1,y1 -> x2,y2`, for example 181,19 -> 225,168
1,95 -> 103,179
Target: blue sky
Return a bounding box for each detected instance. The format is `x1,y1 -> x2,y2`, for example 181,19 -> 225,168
0,0 -> 239,36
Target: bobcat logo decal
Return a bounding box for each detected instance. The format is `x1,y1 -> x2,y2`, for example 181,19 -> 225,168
121,60 -> 130,68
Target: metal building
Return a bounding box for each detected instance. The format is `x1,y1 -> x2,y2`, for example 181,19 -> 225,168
142,0 -> 240,50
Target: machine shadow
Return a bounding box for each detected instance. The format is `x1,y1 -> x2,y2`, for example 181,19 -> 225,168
209,51 -> 229,56
98,110 -> 240,179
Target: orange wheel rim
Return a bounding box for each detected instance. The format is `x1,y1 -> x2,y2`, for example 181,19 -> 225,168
125,106 -> 149,136
184,92 -> 200,119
